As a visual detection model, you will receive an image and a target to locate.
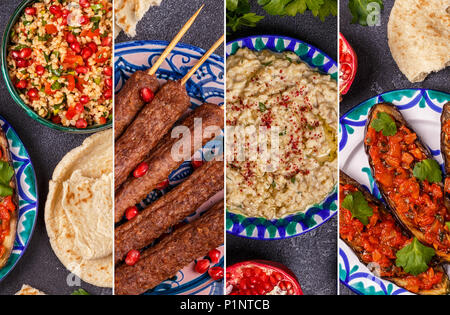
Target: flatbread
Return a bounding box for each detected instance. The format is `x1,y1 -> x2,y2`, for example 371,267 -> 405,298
115,0 -> 163,37
388,0 -> 450,82
15,285 -> 46,295
45,130 -> 113,288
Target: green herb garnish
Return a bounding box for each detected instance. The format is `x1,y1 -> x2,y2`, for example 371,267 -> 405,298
0,161 -> 14,197
258,0 -> 337,21
371,112 -> 397,136
226,0 -> 265,33
341,191 -> 373,225
259,102 -> 267,112
395,238 -> 435,276
71,289 -> 90,295
413,159 -> 442,183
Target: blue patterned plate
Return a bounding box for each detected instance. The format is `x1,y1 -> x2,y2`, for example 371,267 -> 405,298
115,41 -> 224,295
226,35 -> 338,240
339,89 -> 450,295
0,116 -> 38,282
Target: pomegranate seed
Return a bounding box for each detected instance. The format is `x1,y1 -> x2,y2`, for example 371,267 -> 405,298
24,7 -> 37,16
125,250 -> 140,266
125,206 -> 138,220
208,249 -> 221,264
70,42 -> 81,53
192,160 -> 203,169
16,58 -> 28,68
66,107 -> 76,120
133,162 -> 149,178
49,5 -> 62,17
11,50 -> 20,59
208,267 -> 224,281
80,95 -> 89,104
105,78 -> 112,88
156,179 -> 169,190
35,65 -> 45,75
86,42 -> 98,53
101,36 -> 111,47
79,0 -> 90,8
99,116 -> 107,125
74,103 -> 84,113
15,80 -> 28,89
66,33 -> 76,43
51,115 -> 61,124
19,47 -> 32,59
195,259 -> 210,274
103,66 -> 112,76
62,9 -> 70,18
75,118 -> 87,129
104,88 -> 112,99
75,66 -> 88,74
81,47 -> 93,60
27,88 -> 39,100
79,15 -> 89,25
139,87 -> 154,103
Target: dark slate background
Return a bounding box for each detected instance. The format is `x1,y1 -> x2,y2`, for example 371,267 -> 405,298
340,0 -> 450,295
226,1 -> 338,295
0,1 -> 111,295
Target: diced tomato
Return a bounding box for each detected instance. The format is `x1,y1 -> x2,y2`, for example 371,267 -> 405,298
45,24 -> 58,34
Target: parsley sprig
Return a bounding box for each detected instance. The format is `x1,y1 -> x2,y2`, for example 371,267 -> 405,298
341,190 -> 373,225
395,238 -> 435,276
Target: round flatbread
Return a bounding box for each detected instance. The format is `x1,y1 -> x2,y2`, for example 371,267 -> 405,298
388,0 -> 450,82
45,129 -> 113,288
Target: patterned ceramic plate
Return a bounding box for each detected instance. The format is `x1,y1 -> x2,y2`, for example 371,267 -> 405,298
339,89 -> 450,295
115,41 -> 224,295
226,35 -> 338,240
0,116 -> 38,282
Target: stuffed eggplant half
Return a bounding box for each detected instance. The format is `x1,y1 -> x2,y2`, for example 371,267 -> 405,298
340,171 -> 450,295
440,102 -> 450,209
0,128 -> 18,270
364,103 -> 450,263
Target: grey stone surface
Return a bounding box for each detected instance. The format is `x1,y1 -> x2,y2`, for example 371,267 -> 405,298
0,0 -> 111,295
226,0 -> 338,296
339,0 -> 450,295
116,0 -> 224,56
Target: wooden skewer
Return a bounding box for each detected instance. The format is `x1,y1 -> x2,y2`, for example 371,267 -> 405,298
148,4 -> 205,76
181,34 -> 225,85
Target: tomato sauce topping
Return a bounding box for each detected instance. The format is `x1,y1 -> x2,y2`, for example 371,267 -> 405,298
0,195 -> 16,258
365,118 -> 450,253
340,183 -> 444,292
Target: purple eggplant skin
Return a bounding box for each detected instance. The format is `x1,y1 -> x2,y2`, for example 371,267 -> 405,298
0,128 -> 18,270
340,171 -> 450,295
440,102 -> 450,210
364,103 -> 450,263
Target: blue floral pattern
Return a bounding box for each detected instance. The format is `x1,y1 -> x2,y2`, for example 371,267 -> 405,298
226,35 -> 338,240
115,41 -> 224,295
0,116 -> 38,282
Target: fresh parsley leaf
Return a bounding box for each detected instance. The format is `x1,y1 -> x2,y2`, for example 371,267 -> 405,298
446,222 -> 450,231
371,112 -> 397,136
341,191 -> 373,225
348,0 -> 384,26
413,159 -> 442,183
258,0 -> 336,20
0,161 -> 14,197
395,238 -> 435,276
227,0 -> 265,32
259,102 -> 267,112
227,0 -> 239,11
71,289 -> 90,295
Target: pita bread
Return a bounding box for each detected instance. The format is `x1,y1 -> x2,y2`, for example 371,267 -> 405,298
388,0 -> 450,82
15,285 -> 46,295
115,0 -> 163,37
45,130 -> 113,288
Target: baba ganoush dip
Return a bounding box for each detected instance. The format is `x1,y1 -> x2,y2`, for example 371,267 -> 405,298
226,48 -> 337,219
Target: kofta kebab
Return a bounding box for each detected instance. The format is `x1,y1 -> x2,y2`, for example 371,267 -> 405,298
114,6 -> 225,295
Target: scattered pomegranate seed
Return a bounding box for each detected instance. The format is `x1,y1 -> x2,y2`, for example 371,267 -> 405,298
35,65 -> 45,75
139,87 -> 154,103
75,118 -> 87,129
133,162 -> 149,178
195,259 -> 210,274
27,88 -> 39,100
192,160 -> 203,169
125,250 -> 140,266
208,267 -> 224,281
15,80 -> 28,89
24,7 -> 37,16
125,206 -> 138,220
208,249 -> 221,264
80,95 -> 90,104
156,179 -> 169,190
